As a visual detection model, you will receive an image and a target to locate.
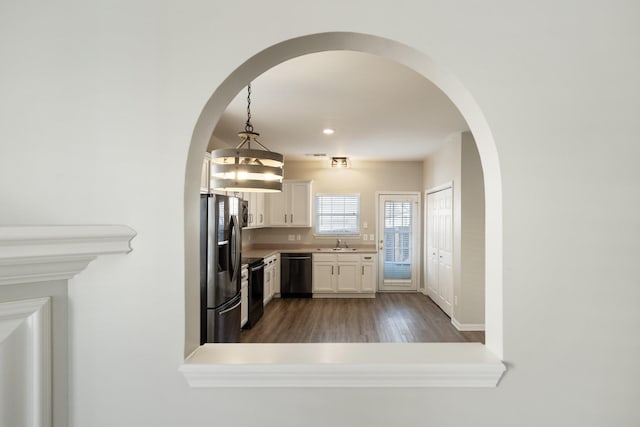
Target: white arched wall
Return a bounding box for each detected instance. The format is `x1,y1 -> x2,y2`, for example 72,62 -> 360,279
184,32 -> 503,358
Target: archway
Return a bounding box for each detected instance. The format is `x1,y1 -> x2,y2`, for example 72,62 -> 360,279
184,32 -> 503,358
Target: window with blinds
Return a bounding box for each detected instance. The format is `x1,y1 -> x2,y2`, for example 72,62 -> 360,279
383,201 -> 412,279
315,194 -> 360,235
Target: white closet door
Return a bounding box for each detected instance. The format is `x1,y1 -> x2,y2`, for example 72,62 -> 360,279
426,192 -> 439,298
426,188 -> 454,317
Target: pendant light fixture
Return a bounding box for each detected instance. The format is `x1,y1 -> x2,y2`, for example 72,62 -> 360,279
210,83 -> 284,192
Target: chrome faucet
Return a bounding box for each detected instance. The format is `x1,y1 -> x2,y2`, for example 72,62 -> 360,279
335,238 -> 348,249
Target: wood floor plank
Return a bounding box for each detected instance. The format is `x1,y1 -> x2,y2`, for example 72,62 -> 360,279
240,292 -> 484,343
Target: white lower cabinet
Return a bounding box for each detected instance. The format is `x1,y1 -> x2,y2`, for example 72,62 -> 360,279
360,254 -> 377,292
312,259 -> 336,293
263,254 -> 278,305
336,257 -> 359,292
240,266 -> 248,328
312,253 -> 377,296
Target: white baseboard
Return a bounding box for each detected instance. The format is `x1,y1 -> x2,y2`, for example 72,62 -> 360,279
452,318 -> 485,331
313,293 -> 375,299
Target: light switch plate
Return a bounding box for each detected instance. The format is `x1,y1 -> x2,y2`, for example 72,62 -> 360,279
363,234 -> 368,241
369,234 -> 374,241
288,234 -> 295,241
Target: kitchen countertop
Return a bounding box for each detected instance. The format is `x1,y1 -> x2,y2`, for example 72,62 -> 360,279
242,246 -> 377,259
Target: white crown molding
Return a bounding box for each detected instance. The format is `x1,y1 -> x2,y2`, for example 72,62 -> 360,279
0,297 -> 51,427
0,225 -> 136,286
180,342 -> 505,388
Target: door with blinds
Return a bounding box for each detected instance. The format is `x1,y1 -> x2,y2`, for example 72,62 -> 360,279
377,193 -> 420,291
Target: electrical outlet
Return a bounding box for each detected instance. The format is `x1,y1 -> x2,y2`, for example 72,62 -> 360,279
288,234 -> 295,241
363,221 -> 368,229
363,234 -> 368,241
369,234 -> 374,241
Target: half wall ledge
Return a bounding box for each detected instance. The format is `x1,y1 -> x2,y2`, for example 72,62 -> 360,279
180,342 -> 506,388
0,225 -> 137,285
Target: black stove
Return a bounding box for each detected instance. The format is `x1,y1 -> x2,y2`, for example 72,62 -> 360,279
242,257 -> 264,267
242,256 -> 264,329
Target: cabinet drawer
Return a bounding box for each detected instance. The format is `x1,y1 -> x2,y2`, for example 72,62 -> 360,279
360,254 -> 377,262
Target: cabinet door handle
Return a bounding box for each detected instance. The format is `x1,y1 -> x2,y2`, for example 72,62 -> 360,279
331,266 -> 334,275
362,266 -> 364,275
260,213 -> 263,223
284,214 -> 287,223
338,266 -> 341,275
290,214 -> 293,223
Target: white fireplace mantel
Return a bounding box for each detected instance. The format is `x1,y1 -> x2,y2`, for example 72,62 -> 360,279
0,225 -> 136,427
0,225 -> 137,286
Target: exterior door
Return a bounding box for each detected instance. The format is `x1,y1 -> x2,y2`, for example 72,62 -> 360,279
377,193 -> 420,291
426,188 -> 453,316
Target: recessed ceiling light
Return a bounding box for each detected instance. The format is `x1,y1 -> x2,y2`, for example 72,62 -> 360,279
322,128 -> 335,135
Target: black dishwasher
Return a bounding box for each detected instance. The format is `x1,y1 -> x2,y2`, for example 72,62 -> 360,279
280,253 -> 312,298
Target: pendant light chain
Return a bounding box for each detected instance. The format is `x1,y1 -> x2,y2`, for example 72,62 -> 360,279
209,80 -> 283,193
245,83 -> 254,133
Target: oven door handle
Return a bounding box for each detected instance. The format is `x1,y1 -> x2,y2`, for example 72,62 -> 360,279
250,263 -> 265,272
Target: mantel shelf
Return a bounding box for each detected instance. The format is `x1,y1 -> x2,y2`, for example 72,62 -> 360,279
0,225 -> 136,286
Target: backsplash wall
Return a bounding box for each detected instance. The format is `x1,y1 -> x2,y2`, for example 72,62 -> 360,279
244,159 -> 423,247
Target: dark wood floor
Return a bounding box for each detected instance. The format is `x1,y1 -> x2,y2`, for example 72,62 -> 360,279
240,292 -> 484,343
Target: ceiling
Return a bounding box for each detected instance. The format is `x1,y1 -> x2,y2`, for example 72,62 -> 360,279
211,51 -> 469,162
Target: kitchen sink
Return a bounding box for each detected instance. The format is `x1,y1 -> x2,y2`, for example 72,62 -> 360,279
315,247 -> 359,252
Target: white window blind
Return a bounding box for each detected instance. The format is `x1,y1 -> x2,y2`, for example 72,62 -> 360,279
383,200 -> 412,265
315,194 -> 360,235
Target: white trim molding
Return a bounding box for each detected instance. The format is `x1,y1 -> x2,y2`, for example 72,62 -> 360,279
452,318 -> 486,331
0,225 -> 137,285
180,343 -> 505,388
0,297 -> 51,427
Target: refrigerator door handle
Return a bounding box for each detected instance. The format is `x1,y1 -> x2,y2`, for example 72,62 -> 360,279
218,299 -> 242,316
228,214 -> 241,284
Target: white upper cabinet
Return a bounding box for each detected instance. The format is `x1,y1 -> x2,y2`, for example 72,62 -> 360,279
267,180 -> 312,227
244,192 -> 266,229
200,153 -> 210,194
254,192 -> 266,227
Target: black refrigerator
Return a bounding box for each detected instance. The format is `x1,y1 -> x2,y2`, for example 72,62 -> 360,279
200,194 -> 242,343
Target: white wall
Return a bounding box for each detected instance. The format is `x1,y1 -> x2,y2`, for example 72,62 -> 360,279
423,133 -> 462,298
1,1 -> 639,426
460,132 -> 486,325
422,132 -> 485,326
